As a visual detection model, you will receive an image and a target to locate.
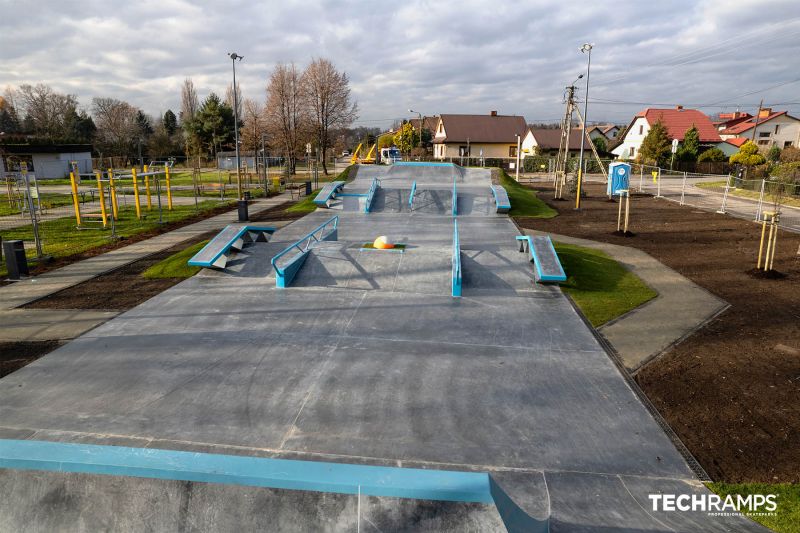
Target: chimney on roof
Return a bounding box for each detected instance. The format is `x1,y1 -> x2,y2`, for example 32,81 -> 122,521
759,108 -> 772,118
676,105 -> 684,110
490,110 -> 497,116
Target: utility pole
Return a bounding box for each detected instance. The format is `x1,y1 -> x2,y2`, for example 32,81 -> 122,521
554,78 -> 580,199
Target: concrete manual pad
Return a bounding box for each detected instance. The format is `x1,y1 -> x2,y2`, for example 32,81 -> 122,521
0,164 -> 763,531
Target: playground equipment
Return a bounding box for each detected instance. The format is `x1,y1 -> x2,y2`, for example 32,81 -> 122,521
516,235 -> 567,283
188,225 -> 276,269
272,215 -> 339,288
757,211 -> 780,272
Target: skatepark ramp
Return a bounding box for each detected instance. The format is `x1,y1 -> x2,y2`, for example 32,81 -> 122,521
516,235 -> 567,283
187,225 -> 276,269
271,215 -> 338,288
313,181 -> 345,208
491,185 -> 511,213
0,439 -> 549,533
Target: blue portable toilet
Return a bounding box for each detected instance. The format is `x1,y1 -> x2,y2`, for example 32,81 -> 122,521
607,162 -> 631,196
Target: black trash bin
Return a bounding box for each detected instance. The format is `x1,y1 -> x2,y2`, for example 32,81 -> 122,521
3,240 -> 29,280
304,181 -> 312,196
237,199 -> 249,222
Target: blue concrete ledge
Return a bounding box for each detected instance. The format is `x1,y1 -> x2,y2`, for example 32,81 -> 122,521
393,162 -> 456,167
0,439 -> 549,532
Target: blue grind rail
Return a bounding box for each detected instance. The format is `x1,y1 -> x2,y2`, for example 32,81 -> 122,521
409,180 -> 417,210
364,177 -> 380,213
452,219 -> 461,297
188,225 -> 276,269
0,439 -> 548,533
313,181 -> 345,207
271,216 -> 338,288
516,235 -> 567,283
452,179 -> 458,216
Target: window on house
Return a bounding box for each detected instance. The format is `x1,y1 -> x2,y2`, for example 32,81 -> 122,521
639,125 -> 643,135
438,123 -> 443,134
629,146 -> 635,157
785,141 -> 792,148
459,146 -> 470,157
509,146 -> 518,157
759,131 -> 770,138
775,125 -> 780,134
757,140 -> 769,146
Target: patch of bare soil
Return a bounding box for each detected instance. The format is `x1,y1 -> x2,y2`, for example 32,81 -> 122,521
517,182 -> 800,483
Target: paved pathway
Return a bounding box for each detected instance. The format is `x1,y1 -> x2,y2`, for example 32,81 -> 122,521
0,193 -> 293,342
523,229 -> 728,372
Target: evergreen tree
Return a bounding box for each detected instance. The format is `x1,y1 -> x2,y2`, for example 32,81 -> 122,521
678,124 -> 699,161
638,119 -> 671,166
163,109 -> 177,136
592,136 -> 607,153
729,141 -> 766,166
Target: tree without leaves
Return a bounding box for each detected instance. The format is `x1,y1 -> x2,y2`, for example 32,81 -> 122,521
300,58 -> 357,174
180,79 -> 200,158
15,84 -> 80,139
241,99 -> 266,154
92,97 -> 140,158
225,83 -> 243,123
637,119 -> 671,166
265,62 -> 307,173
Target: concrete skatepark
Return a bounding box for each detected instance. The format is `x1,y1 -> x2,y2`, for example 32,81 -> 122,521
0,164 -> 765,531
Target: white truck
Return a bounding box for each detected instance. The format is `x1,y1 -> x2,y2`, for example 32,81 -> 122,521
380,147 -> 402,165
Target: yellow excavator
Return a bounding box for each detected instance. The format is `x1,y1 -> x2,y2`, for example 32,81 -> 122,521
349,142 -> 377,165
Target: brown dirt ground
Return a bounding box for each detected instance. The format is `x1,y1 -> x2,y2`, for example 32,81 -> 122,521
517,182 -> 800,484
0,341 -> 62,379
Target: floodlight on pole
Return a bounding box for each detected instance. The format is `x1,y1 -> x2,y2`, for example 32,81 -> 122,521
228,52 -> 243,198
576,43 -> 593,210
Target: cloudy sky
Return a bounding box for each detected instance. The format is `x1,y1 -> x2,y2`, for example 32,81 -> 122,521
1,0 -> 799,128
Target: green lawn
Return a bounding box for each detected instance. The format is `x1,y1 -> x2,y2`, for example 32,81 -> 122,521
0,193 -> 91,217
707,482 -> 799,533
696,180 -> 800,209
286,189 -> 321,213
499,170 -> 558,218
554,242 -> 657,327
142,240 -> 208,279
0,200 -> 234,277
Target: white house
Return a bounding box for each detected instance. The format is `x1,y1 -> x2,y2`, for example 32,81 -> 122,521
719,109 -> 800,150
612,107 -> 721,160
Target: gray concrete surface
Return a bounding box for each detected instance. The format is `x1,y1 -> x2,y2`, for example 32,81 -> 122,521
524,230 -> 729,372
0,165 -> 763,531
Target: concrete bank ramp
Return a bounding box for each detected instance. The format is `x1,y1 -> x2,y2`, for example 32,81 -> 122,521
0,469 -> 506,532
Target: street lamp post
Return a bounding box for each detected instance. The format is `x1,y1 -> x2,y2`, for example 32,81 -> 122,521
228,52 -> 243,199
409,109 -> 422,158
576,43 -> 593,210
515,133 -> 521,181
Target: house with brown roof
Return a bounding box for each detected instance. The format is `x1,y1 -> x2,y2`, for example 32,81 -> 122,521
611,106 -> 721,160
432,112 -> 527,160
576,124 -> 620,142
522,128 -> 593,157
718,108 -> 800,150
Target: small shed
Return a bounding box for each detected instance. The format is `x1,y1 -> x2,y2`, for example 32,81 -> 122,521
0,143 -> 93,179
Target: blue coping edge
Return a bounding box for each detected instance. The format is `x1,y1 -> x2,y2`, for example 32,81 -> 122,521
0,439 -> 548,533
452,179 -> 458,216
272,216 -> 338,288
452,219 -> 461,297
515,235 -> 567,283
188,225 -> 277,268
313,181 -> 345,206
409,180 -> 417,209
490,185 -> 511,211
393,161 -> 455,167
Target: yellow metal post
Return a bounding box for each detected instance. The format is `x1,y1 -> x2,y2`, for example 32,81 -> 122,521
69,171 -> 82,226
144,164 -> 152,209
575,169 -> 583,210
769,215 -> 779,271
624,191 -> 631,234
764,217 -> 775,272
131,168 -> 142,219
108,168 -> 118,219
617,192 -> 623,232
165,166 -> 173,210
95,171 -> 108,228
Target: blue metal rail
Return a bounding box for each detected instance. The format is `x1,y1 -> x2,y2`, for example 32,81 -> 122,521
452,179 -> 458,216
364,177 -> 380,213
409,180 -> 417,210
271,216 -> 339,288
452,219 -> 461,297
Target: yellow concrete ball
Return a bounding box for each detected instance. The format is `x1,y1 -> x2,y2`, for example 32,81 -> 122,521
373,235 -> 394,249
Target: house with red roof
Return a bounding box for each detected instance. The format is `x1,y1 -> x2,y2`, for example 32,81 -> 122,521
718,108 -> 800,150
611,106 -> 721,160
